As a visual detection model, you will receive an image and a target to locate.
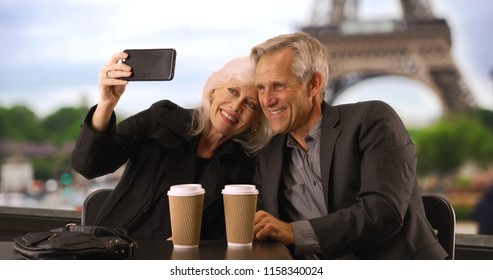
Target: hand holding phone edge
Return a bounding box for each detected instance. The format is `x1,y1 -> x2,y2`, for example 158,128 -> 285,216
93,51 -> 132,133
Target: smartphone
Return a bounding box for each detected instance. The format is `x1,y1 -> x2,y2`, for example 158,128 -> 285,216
122,49 -> 176,81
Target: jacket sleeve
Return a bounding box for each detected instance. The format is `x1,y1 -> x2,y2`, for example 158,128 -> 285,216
71,102 -> 157,179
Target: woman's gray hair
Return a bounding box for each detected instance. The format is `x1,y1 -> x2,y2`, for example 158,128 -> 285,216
190,56 -> 273,154
251,32 -> 329,100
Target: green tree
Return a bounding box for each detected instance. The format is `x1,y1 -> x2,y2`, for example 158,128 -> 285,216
0,105 -> 43,141
413,113 -> 493,177
471,108 -> 493,132
41,106 -> 89,144
0,107 -> 7,138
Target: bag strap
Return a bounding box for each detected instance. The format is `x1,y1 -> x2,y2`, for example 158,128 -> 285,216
54,224 -> 138,250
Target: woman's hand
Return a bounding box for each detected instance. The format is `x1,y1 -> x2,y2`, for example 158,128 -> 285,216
98,52 -> 132,110
92,52 -> 132,133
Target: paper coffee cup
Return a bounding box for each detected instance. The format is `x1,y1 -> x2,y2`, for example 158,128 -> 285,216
167,184 -> 205,248
222,184 -> 258,247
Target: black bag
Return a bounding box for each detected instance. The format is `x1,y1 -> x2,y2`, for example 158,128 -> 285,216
13,224 -> 137,260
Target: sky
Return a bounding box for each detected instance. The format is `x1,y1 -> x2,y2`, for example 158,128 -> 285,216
1,0 -> 492,128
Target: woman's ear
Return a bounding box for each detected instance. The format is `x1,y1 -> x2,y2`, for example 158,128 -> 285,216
251,119 -> 262,132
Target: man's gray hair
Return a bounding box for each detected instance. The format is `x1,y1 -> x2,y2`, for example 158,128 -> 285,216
251,32 -> 329,100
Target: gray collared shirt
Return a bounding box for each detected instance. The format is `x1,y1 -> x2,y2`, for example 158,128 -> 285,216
282,117 -> 327,257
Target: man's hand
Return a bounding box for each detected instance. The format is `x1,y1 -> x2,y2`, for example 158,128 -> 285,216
254,210 -> 294,245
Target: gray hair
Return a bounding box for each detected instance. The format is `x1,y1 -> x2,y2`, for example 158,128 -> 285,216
251,32 -> 329,100
190,56 -> 273,154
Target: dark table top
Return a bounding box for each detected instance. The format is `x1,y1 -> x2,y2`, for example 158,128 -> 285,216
0,240 -> 292,260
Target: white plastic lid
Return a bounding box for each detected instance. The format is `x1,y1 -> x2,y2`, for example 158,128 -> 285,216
221,184 -> 258,195
167,184 -> 205,196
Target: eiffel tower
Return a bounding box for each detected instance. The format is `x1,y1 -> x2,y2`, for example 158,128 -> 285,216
302,0 -> 476,112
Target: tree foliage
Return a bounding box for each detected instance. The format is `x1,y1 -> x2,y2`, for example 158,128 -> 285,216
0,104 -> 89,144
41,107 -> 90,144
0,105 -> 43,141
411,109 -> 493,176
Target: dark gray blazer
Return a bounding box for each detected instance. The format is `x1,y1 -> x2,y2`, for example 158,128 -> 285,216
253,100 -> 448,259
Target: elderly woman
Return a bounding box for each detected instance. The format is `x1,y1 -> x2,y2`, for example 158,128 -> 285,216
71,52 -> 272,240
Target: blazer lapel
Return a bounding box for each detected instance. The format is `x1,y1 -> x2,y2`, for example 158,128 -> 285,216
320,102 -> 341,212
261,135 -> 287,218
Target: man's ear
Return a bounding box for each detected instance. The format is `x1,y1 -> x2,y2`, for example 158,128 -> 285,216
309,71 -> 324,98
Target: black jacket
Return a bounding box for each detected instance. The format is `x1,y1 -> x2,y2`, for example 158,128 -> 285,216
72,100 -> 255,240
253,101 -> 448,259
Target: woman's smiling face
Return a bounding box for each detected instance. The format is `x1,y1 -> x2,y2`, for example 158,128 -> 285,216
209,82 -> 260,138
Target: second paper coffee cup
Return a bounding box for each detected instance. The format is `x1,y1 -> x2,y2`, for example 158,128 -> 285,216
222,184 -> 258,247
167,184 -> 205,248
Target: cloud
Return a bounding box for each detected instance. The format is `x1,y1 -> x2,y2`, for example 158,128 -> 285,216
0,0 -> 312,116
1,0 -> 491,119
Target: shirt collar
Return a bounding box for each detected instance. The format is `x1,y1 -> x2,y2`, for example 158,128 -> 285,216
286,116 -> 323,149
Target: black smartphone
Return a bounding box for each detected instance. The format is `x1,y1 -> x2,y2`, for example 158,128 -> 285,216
122,48 -> 176,81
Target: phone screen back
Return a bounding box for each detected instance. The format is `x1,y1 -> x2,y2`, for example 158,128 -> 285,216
123,49 -> 176,81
